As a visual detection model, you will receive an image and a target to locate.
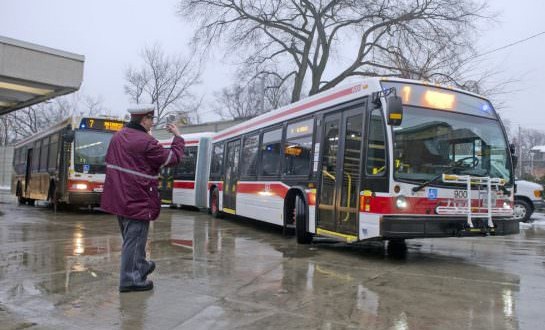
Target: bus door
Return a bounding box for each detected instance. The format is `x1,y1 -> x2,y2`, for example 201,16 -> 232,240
24,148 -> 33,196
159,166 -> 173,204
223,139 -> 241,213
317,107 -> 364,238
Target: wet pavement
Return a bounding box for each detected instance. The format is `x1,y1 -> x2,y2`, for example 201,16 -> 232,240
1,189 -> 544,330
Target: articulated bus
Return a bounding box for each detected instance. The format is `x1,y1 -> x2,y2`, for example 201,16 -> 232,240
12,116 -> 126,209
158,132 -> 213,208
207,78 -> 519,244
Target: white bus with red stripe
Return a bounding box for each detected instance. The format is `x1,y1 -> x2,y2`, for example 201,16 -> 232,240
158,132 -> 213,208
207,77 -> 519,244
12,116 -> 126,209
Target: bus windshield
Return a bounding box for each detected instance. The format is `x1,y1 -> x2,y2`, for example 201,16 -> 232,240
392,106 -> 512,184
74,130 -> 114,174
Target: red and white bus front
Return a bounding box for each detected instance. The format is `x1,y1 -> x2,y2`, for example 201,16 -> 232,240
358,81 -> 518,240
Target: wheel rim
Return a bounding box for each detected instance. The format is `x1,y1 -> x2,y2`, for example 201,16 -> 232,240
513,204 -> 526,220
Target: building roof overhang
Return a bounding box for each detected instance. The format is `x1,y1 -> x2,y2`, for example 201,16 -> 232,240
0,35 -> 84,115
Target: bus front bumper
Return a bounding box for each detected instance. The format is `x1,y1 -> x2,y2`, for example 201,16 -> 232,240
380,216 -> 519,239
67,191 -> 102,206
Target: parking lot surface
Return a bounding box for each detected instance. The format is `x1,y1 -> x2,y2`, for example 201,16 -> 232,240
1,190 -> 544,329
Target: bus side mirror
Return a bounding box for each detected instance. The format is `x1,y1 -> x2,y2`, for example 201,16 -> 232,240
509,143 -> 516,155
386,95 -> 403,126
63,130 -> 75,143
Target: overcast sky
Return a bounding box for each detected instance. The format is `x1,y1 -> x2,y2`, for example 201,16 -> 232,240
1,0 -> 544,130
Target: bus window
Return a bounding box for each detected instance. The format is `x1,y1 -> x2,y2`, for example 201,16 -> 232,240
174,146 -> 198,180
366,109 -> 386,176
210,143 -> 224,178
284,118 -> 314,176
260,128 -> 282,177
39,137 -> 49,172
14,147 -> 25,175
48,133 -> 59,170
74,130 -> 114,174
241,134 -> 259,177
32,140 -> 41,172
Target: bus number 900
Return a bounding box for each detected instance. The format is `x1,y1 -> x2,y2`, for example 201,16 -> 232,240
454,190 -> 468,199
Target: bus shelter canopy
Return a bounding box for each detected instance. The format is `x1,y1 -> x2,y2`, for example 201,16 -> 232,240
0,35 -> 84,116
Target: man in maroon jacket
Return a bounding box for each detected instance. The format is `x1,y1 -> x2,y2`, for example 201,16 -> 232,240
101,104 -> 185,292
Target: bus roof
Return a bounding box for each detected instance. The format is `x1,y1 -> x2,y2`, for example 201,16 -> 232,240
212,77 -> 490,143
210,77 -> 490,141
158,131 -> 214,147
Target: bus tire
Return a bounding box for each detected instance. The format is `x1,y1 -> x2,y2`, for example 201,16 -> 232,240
387,239 -> 407,258
295,194 -> 312,244
209,188 -> 222,218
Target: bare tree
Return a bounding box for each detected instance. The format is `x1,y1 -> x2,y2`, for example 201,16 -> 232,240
0,92 -> 110,146
124,43 -> 202,125
0,115 -> 13,146
213,83 -> 261,120
213,73 -> 291,119
178,0 -> 492,103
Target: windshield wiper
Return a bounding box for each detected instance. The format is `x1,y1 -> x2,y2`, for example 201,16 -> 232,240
411,165 -> 464,193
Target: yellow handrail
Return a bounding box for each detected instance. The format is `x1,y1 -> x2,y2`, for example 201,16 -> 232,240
342,172 -> 352,222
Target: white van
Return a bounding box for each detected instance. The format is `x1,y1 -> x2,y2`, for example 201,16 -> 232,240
514,179 -> 545,222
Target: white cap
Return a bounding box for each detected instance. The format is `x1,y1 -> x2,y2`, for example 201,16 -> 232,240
127,104 -> 155,116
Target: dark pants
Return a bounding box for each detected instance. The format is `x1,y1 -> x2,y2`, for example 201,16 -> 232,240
117,216 -> 152,287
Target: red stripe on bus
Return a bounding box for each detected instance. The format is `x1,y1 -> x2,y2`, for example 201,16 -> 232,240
171,239 -> 193,248
173,181 -> 195,189
362,196 -> 506,214
214,86 -> 354,141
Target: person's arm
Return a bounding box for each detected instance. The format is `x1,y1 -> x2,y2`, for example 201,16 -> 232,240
145,124 -> 185,169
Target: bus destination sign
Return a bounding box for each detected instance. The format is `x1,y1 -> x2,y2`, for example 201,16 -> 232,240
79,118 -> 125,131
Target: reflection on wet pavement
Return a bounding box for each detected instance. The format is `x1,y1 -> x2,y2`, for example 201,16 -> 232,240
1,190 -> 545,329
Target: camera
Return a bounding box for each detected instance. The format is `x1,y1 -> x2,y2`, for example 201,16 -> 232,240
166,114 -> 176,124
162,114 -> 177,129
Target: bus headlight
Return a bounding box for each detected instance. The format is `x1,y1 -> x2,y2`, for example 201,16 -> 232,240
503,197 -> 512,209
396,196 -> 408,209
74,183 -> 88,190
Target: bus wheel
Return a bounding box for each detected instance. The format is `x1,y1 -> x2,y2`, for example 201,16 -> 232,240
210,188 -> 222,218
295,194 -> 312,244
387,239 -> 407,258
